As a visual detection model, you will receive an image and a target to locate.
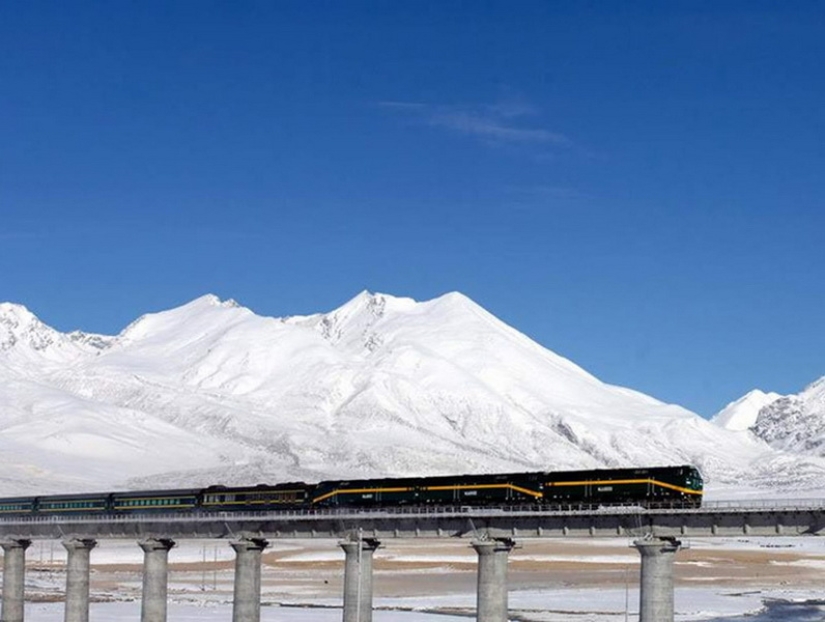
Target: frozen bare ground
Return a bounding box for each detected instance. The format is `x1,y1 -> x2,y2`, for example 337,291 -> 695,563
15,537 -> 825,621
17,589 -> 820,622
24,603 -> 468,622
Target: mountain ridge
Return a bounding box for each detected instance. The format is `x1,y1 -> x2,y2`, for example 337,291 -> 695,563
0,291 -> 822,498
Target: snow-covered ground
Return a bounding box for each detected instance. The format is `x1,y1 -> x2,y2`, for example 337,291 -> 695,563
23,602 -> 471,622
17,585 -> 824,622
15,537 -> 825,621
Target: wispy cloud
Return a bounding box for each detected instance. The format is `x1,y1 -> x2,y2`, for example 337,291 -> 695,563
514,185 -> 589,200
0,230 -> 50,241
379,100 -> 571,147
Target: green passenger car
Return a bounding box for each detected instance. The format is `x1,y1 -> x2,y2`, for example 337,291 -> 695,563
0,497 -> 36,516
111,489 -> 200,513
36,493 -> 110,514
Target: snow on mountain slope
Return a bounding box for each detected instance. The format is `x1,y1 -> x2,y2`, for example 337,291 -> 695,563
712,390 -> 784,431
0,292 -> 822,497
751,377 -> 825,454
0,303 -> 104,368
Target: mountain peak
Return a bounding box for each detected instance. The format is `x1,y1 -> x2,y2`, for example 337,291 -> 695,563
334,290 -> 417,315
0,302 -> 105,361
749,376 -> 825,454
0,302 -> 57,353
180,294 -> 240,310
0,301 -> 37,323
118,295 -> 252,343
308,291 -> 417,348
802,376 -> 825,398
712,389 -> 784,431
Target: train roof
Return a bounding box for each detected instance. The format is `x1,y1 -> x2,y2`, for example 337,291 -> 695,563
202,482 -> 310,492
111,488 -> 203,498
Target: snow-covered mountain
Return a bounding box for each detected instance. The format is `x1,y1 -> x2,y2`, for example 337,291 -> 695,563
0,292 -> 823,498
710,379 -> 825,460
712,390 -> 784,431
749,378 -> 825,455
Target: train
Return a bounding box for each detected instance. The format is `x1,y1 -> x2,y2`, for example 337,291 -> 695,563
0,465 -> 703,517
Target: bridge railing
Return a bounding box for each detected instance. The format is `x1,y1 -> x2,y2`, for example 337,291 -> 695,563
0,498 -> 823,526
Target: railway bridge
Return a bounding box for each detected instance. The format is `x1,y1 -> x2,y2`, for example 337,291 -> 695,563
1,499 -> 824,622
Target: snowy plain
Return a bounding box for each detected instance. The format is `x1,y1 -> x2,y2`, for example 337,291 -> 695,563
16,536 -> 825,621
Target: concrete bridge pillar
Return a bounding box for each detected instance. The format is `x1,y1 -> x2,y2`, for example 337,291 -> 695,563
634,537 -> 682,622
339,537 -> 381,622
62,538 -> 97,622
472,538 -> 516,622
139,538 -> 175,622
231,538 -> 269,622
1,538 -> 31,622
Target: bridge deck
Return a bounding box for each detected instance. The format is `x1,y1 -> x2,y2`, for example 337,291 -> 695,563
1,500 -> 824,540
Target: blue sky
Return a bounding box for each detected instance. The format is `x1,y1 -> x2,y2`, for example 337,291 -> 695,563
1,1 -> 823,417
